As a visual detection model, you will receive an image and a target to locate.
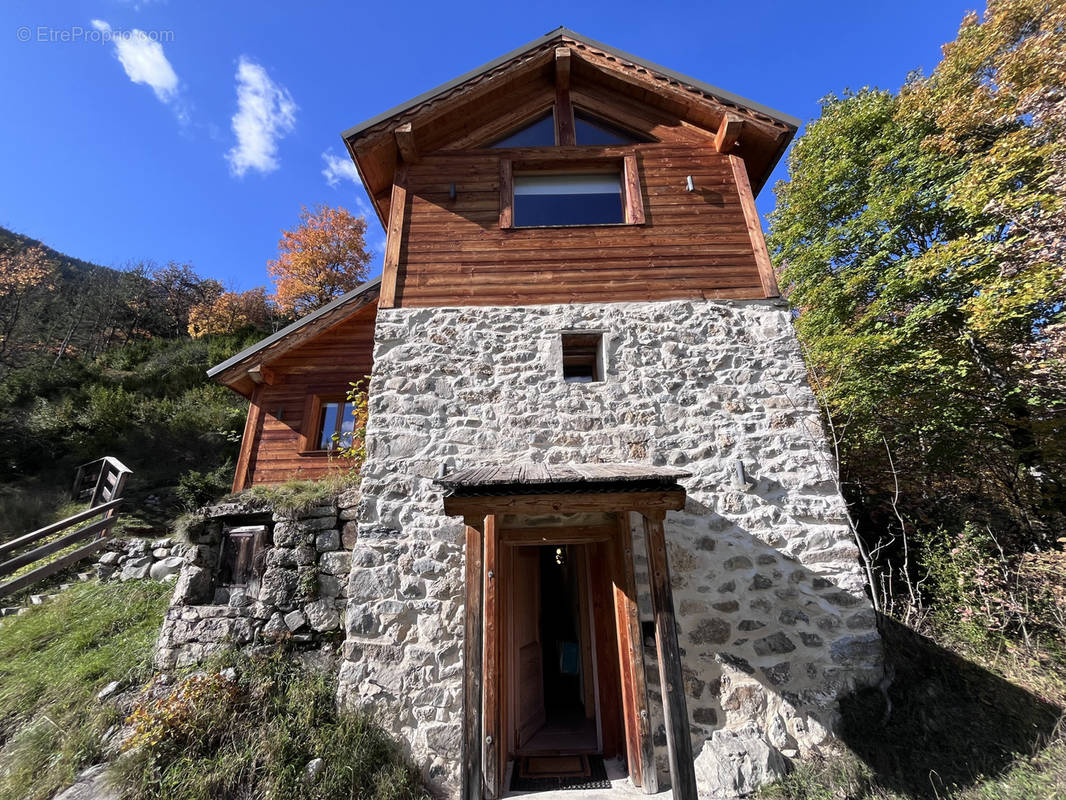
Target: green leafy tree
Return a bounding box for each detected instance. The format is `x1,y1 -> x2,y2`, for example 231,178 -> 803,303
768,0 -> 1065,549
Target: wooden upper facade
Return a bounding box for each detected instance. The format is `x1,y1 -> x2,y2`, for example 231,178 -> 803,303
344,28 -> 796,308
211,30 -> 797,488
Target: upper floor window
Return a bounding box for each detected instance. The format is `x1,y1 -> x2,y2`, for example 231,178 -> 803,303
574,111 -> 642,146
490,108 -> 647,149
491,112 -> 557,148
514,172 -> 624,227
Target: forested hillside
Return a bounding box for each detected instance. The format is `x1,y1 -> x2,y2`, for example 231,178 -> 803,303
0,227 -> 273,538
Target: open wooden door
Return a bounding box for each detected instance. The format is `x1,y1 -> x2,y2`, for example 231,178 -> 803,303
513,547 -> 546,748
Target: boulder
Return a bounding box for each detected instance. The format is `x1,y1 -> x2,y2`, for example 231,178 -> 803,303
149,557 -> 184,581
693,723 -> 786,798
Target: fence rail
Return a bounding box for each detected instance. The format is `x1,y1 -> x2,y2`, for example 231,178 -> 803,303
0,458 -> 132,599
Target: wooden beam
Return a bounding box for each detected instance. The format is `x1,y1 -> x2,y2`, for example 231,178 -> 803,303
462,516 -> 485,800
714,113 -> 744,154
623,154 -> 646,225
498,159 -> 513,229
612,512 -> 658,792
247,364 -> 278,385
554,47 -> 576,147
728,154 -> 780,297
0,499 -> 122,559
482,514 -> 500,798
642,510 -> 698,800
443,489 -> 686,519
498,524 -> 614,545
555,46 -> 571,91
0,537 -> 109,600
232,384 -> 264,492
380,165 -> 409,308
394,122 -> 419,164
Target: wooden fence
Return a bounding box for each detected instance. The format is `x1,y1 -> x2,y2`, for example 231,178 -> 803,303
0,457 -> 132,599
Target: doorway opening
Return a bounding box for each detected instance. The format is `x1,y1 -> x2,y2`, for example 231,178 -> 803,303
506,536 -> 626,770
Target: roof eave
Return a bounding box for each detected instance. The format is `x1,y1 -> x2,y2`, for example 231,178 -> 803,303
207,276 -> 382,384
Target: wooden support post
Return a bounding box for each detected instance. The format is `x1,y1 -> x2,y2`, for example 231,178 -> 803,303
380,165 -> 409,308
613,512 -> 658,793
462,516 -> 486,800
481,514 -> 500,799
642,510 -> 698,800
232,384 -> 264,492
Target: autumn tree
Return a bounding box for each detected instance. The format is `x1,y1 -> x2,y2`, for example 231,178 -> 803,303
187,287 -> 271,338
768,0 -> 1065,555
0,244 -> 53,368
267,204 -> 371,317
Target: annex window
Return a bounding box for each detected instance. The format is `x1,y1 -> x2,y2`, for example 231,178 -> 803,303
217,525 -> 268,588
491,112 -> 557,148
316,399 -> 357,450
514,171 -> 624,227
561,333 -> 603,383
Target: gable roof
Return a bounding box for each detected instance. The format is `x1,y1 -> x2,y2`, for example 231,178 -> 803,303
207,276 -> 381,397
342,27 -> 800,142
342,27 -> 799,225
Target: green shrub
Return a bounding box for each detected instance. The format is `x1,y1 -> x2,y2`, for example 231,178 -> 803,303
176,462 -> 234,510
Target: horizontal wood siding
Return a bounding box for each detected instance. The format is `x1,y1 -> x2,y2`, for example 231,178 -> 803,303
394,143 -> 765,307
241,304 -> 377,486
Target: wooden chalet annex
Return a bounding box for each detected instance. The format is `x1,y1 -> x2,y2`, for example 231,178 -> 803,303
210,28 -> 881,800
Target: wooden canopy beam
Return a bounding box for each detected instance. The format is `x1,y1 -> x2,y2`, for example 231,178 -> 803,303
554,47 -> 576,146
714,113 -> 743,154
394,122 -> 419,164
443,489 -> 686,519
642,509 -> 698,800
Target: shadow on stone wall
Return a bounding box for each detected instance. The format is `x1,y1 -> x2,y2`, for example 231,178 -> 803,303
837,615 -> 1062,798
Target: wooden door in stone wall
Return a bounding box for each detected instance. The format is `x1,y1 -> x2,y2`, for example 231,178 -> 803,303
513,546 -> 546,748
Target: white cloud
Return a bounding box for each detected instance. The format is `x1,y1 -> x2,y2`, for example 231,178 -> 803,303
91,19 -> 179,104
321,149 -> 360,187
226,57 -> 297,177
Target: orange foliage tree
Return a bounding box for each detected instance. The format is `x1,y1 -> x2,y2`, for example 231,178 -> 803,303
0,245 -> 53,366
187,287 -> 271,338
267,205 -> 371,317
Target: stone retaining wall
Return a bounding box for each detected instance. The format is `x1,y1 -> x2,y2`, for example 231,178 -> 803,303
154,492 -> 358,669
338,299 -> 884,797
95,537 -> 186,583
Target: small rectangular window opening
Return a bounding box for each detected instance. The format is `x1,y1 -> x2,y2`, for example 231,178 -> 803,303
317,400 -> 357,450
218,525 -> 268,588
561,333 -> 603,383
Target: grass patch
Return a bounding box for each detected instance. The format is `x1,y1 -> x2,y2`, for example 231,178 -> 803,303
113,649 -> 428,800
0,580 -> 170,800
229,472 -> 358,515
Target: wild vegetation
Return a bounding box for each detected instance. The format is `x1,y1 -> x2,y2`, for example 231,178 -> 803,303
113,649 -> 427,800
0,581 -> 170,800
766,0 -> 1065,796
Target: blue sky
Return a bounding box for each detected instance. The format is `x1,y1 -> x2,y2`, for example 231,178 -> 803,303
1,0 -> 976,290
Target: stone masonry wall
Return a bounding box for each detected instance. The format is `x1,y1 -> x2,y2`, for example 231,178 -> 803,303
338,299 -> 883,796
154,494 -> 358,669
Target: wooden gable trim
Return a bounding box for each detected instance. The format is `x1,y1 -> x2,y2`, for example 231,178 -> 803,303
728,153 -> 780,298
380,165 -> 409,308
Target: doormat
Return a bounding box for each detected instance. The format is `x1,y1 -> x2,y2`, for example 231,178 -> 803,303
510,755 -> 610,791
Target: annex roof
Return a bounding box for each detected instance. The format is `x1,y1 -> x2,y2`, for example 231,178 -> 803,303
207,276 -> 381,396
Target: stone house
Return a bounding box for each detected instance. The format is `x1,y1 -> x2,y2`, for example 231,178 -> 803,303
204,28 -> 883,799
